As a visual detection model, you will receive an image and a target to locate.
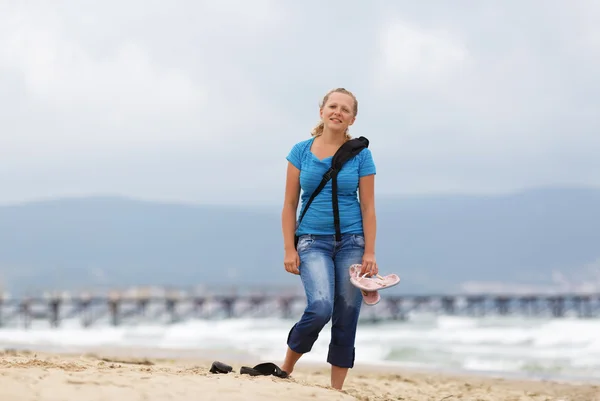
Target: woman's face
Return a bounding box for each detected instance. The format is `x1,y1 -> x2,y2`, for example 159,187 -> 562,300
320,92 -> 356,133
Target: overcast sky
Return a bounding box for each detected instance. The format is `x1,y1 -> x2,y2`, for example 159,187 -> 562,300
1,0 -> 599,206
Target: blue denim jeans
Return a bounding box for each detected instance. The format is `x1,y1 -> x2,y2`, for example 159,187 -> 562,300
287,233 -> 365,368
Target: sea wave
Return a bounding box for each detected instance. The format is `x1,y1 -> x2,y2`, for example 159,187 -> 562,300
1,314 -> 599,382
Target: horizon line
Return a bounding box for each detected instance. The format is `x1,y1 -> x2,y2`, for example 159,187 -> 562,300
0,184 -> 598,208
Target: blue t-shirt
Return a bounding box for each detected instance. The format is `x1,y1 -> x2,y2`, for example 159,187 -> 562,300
286,137 -> 376,236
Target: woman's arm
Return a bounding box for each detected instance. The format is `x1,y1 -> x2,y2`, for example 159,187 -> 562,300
282,161 -> 301,274
359,174 -> 377,274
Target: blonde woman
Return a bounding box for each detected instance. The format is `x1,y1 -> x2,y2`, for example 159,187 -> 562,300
280,88 -> 377,390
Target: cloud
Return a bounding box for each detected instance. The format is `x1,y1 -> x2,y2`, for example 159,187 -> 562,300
0,1 -> 599,204
2,26 -> 205,118
362,2 -> 600,195
0,0 -> 287,155
374,19 -> 469,91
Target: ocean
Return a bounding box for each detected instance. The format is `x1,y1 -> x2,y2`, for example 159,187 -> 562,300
1,310 -> 599,383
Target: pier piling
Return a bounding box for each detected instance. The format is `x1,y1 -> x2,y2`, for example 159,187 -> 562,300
0,290 -> 599,328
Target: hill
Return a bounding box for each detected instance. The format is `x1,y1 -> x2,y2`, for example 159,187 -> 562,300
0,187 -> 599,296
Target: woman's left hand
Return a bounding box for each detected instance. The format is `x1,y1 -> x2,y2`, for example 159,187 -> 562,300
360,252 -> 378,277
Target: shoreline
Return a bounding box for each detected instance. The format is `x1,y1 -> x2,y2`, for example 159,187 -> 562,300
2,341 -> 599,387
1,345 -> 599,400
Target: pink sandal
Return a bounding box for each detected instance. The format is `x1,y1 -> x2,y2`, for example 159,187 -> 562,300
358,288 -> 381,305
348,264 -> 400,306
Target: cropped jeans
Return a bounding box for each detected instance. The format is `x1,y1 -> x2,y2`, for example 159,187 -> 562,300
287,233 -> 365,368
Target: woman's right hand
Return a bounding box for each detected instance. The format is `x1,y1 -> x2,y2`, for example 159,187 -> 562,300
284,248 -> 300,275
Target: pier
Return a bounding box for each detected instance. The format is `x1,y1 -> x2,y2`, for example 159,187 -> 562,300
0,288 -> 599,328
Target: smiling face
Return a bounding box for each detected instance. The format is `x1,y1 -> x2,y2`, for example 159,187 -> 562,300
319,91 -> 357,134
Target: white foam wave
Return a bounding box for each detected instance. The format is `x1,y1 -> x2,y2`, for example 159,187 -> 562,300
1,314 -> 599,381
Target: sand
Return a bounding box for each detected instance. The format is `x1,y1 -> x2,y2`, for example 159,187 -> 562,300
0,348 -> 598,401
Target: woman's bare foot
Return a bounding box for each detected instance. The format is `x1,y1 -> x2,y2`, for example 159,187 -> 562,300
281,346 -> 302,376
331,365 -> 349,390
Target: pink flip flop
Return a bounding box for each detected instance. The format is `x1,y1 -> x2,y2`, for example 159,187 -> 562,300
359,288 -> 381,306
349,264 -> 400,306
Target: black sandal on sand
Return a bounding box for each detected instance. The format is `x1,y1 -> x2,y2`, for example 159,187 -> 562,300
209,361 -> 233,374
239,362 -> 289,379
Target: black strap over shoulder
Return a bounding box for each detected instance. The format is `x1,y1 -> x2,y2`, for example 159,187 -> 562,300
295,136 -> 369,246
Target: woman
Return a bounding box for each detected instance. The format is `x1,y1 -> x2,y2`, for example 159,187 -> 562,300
280,87 -> 377,390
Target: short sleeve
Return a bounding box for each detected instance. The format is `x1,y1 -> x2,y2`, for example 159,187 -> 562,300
286,141 -> 305,170
359,148 -> 376,177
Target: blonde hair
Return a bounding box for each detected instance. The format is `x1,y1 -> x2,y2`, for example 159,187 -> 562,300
311,87 -> 358,141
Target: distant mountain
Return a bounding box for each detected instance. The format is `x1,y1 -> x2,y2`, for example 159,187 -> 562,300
0,187 -> 599,296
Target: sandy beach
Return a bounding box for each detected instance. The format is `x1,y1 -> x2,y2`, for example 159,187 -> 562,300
0,348 -> 598,401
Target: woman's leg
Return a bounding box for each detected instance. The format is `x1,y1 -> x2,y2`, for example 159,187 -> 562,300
329,234 -> 365,389
283,235 -> 335,375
